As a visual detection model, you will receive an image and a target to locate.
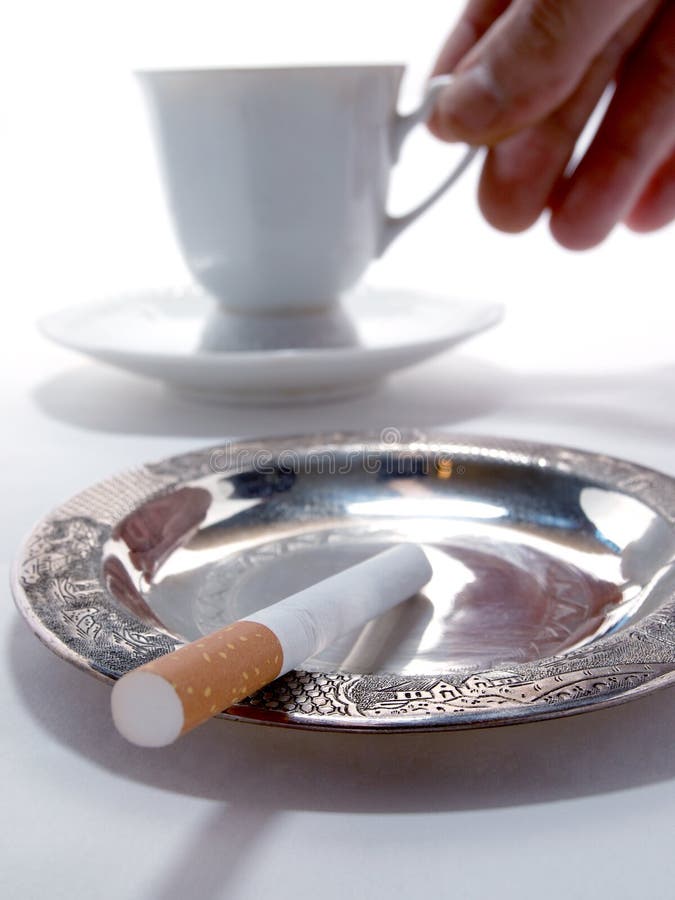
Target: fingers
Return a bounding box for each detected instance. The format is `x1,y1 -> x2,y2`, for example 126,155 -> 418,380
477,1 -> 662,232
550,1 -> 675,249
626,149 -> 675,233
429,0 -> 512,140
432,0 -> 647,146
476,69 -> 610,233
431,0 -> 512,76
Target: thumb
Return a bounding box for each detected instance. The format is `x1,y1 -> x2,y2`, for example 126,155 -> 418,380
432,0 -> 648,145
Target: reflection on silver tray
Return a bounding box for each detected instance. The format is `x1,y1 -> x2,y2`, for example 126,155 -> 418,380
12,432 -> 675,731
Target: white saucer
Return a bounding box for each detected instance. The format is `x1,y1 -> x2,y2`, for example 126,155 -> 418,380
39,285 -> 503,404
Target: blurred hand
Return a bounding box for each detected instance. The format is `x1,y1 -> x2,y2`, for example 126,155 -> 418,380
429,0 -> 675,248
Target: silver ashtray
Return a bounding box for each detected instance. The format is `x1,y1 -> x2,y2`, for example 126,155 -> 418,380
13,431 -> 675,731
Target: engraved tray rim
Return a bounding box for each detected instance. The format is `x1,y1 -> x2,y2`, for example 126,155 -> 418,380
11,431 -> 675,733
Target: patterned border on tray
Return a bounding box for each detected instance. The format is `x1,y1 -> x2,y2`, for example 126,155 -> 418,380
12,431 -> 675,731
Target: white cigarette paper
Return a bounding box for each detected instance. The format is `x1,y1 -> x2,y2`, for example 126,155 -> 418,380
111,543 -> 432,747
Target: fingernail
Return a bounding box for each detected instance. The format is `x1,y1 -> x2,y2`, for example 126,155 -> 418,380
436,65 -> 502,141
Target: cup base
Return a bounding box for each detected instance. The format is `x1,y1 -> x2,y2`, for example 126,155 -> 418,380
198,303 -> 360,352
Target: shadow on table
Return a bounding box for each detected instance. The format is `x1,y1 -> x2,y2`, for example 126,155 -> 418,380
10,615 -> 675,814
503,365 -> 675,444
31,355 -> 511,438
32,359 -> 675,452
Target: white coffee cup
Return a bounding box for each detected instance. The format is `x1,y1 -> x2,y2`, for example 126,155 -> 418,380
137,65 -> 476,315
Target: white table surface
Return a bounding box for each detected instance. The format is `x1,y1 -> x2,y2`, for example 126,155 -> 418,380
3,2 -> 675,898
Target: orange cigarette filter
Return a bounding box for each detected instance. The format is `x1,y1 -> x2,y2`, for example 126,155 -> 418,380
146,621 -> 282,732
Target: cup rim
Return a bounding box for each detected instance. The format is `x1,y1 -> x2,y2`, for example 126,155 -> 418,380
134,62 -> 406,78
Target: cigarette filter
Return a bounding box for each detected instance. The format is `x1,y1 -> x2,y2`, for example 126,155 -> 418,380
111,543 -> 431,747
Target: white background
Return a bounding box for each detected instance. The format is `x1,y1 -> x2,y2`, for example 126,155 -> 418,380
2,2 -> 675,899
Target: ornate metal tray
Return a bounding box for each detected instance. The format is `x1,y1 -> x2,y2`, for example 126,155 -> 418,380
12,432 -> 675,731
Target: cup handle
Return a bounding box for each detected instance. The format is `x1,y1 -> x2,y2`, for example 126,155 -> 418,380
378,75 -> 479,256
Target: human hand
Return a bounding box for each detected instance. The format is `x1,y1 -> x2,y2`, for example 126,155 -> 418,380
429,0 -> 675,248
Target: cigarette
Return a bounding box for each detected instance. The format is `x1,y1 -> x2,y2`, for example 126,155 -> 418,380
111,543 -> 432,747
